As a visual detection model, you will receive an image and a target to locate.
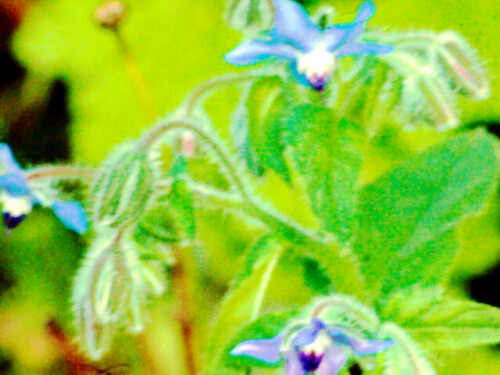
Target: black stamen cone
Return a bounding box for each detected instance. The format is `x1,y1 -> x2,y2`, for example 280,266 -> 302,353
299,351 -> 324,372
3,212 -> 25,230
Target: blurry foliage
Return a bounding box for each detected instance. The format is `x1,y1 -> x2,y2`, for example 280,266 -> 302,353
0,0 -> 497,374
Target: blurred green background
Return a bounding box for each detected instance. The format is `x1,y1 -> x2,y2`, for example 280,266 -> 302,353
0,0 -> 498,373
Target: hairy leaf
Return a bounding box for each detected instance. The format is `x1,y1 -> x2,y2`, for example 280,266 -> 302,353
354,130 -> 498,299
206,235 -> 284,370
379,322 -> 436,375
404,299 -> 500,350
287,105 -> 364,244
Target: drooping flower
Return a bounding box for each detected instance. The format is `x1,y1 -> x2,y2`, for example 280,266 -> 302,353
230,317 -> 393,375
0,144 -> 88,233
225,0 -> 392,91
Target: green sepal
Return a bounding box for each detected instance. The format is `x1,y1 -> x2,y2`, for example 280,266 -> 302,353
225,0 -> 273,33
91,143 -> 157,229
379,322 -> 436,375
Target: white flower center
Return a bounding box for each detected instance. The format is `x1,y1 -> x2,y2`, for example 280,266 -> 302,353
300,331 -> 331,355
297,42 -> 336,85
0,191 -> 32,217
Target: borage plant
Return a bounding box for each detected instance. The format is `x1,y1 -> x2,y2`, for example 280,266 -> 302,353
3,0 -> 500,374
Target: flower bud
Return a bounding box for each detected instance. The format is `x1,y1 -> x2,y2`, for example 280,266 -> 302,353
418,69 -> 458,130
437,31 -> 489,100
91,143 -> 156,229
72,227 -> 168,359
95,1 -> 126,30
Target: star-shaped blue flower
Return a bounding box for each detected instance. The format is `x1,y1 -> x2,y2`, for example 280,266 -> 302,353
225,0 -> 392,90
231,318 -> 393,375
0,144 -> 88,233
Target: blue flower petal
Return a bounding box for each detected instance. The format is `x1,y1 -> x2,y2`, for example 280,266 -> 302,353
328,329 -> 394,355
0,174 -> 31,196
316,345 -> 347,375
230,334 -> 284,363
292,319 -> 326,347
271,0 -> 320,49
51,200 -> 88,234
336,42 -> 393,57
284,350 -> 305,375
225,40 -> 298,66
355,1 -> 376,23
323,1 -> 376,49
0,144 -> 24,174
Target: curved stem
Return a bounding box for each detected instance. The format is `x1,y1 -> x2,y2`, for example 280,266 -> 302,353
26,166 -> 95,181
141,119 -> 251,203
183,71 -> 276,117
143,119 -> 324,247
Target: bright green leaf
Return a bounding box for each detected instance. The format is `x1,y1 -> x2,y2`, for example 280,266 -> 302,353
404,299 -> 500,350
287,105 -> 364,244
354,130 -> 498,300
206,235 -> 284,370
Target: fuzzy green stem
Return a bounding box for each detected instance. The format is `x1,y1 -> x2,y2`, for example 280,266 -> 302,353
143,119 -> 324,247
183,72 -> 273,117
26,166 -> 95,181
141,119 -> 251,202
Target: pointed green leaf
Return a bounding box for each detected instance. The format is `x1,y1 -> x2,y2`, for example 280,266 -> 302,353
232,76 -> 291,180
217,309 -> 297,373
206,235 -> 284,370
404,299 -> 500,350
287,105 -> 364,244
354,130 -> 498,299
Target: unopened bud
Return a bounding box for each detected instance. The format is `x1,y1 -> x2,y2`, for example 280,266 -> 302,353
437,31 -> 489,100
181,131 -> 195,157
95,1 -> 125,30
91,143 -> 156,229
418,70 -> 458,130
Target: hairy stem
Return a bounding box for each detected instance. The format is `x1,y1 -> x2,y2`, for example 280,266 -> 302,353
141,119 -> 251,202
26,166 -> 95,181
183,72 -> 270,117
143,119 -> 324,247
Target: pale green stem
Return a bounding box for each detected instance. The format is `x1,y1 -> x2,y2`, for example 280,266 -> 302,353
26,166 -> 95,181
142,119 -> 324,247
183,72 -> 274,117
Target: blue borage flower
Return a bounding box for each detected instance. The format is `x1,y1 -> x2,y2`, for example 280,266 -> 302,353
231,318 -> 393,375
0,144 -> 88,233
225,0 -> 392,91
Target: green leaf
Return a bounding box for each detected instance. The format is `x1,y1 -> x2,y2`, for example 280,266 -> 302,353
301,239 -> 366,301
167,179 -> 197,239
379,322 -> 436,375
218,309 -> 297,373
233,76 -> 291,181
354,130 -> 498,299
403,299 -> 500,350
206,235 -> 284,370
287,105 -> 364,244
